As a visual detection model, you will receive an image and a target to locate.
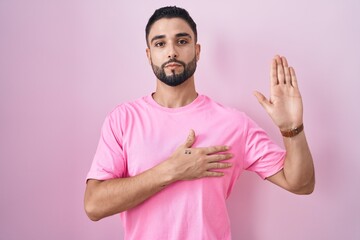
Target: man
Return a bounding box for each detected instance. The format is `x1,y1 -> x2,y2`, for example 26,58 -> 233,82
84,6 -> 315,240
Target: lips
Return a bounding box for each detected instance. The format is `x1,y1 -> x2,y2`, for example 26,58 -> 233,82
162,59 -> 185,69
165,63 -> 182,68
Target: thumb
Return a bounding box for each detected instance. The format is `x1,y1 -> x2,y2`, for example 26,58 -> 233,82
253,91 -> 271,112
184,129 -> 196,148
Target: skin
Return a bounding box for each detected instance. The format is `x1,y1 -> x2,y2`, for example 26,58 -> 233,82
84,17 -> 315,221
254,56 -> 315,193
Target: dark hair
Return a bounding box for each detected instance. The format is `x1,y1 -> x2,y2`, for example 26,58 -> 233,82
145,6 -> 197,46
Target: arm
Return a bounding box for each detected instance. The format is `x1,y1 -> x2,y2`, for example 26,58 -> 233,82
266,131 -> 315,194
254,55 -> 315,194
84,129 -> 232,221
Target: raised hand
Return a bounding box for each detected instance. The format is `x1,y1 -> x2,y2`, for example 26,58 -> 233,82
163,129 -> 233,181
254,55 -> 303,131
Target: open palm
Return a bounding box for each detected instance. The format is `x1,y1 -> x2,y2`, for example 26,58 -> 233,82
254,55 -> 303,131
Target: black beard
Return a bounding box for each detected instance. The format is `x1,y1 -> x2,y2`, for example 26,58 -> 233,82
151,57 -> 197,87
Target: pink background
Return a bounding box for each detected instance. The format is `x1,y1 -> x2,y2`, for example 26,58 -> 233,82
1,0 -> 359,239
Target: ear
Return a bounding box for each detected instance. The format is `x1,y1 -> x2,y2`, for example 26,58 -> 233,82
146,48 -> 152,65
195,43 -> 201,62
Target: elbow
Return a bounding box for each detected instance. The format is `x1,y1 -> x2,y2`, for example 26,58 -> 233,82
85,202 -> 108,221
84,200 -> 102,221
84,180 -> 106,221
304,180 -> 315,194
290,176 -> 315,195
84,188 -> 106,221
293,183 -> 315,195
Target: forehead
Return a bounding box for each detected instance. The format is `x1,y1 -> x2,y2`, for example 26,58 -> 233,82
148,18 -> 194,40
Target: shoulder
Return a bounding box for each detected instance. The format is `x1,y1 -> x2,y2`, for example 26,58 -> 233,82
101,96 -> 149,130
202,95 -> 250,120
108,96 -> 148,117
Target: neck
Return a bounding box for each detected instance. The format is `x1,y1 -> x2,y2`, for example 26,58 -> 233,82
152,77 -> 198,108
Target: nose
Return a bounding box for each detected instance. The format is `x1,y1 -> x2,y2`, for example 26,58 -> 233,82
168,44 -> 178,59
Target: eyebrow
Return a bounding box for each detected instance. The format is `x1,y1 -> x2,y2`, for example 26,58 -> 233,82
150,32 -> 192,44
175,32 -> 192,39
150,34 -> 165,44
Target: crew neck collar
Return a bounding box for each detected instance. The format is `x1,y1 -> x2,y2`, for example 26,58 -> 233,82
144,93 -> 205,113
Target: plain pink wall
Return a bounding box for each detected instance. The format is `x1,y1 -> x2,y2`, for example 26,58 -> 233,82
1,0 -> 359,239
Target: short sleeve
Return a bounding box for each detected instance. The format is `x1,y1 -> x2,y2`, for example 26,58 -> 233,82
86,110 -> 127,181
243,116 -> 286,179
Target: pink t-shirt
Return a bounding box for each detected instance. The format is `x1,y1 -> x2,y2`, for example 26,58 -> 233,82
87,94 -> 285,240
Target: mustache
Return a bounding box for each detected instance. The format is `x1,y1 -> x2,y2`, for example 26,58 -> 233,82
161,59 -> 186,69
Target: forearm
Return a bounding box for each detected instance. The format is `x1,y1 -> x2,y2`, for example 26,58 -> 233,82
282,130 -> 315,193
84,164 -> 173,221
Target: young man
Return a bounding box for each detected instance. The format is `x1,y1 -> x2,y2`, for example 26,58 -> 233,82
84,6 -> 315,240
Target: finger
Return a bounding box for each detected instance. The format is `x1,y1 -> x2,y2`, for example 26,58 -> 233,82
203,145 -> 230,155
203,171 -> 225,177
284,67 -> 291,86
276,56 -> 285,84
207,162 -> 232,170
281,56 -> 289,67
184,129 -> 196,148
289,67 -> 298,88
270,58 -> 278,86
282,57 -> 291,85
253,91 -> 271,112
206,153 -> 233,163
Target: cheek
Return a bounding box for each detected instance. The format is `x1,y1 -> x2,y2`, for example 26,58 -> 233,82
149,52 -> 165,66
185,48 -> 197,59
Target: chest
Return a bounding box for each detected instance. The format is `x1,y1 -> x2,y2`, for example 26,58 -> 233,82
122,112 -> 246,179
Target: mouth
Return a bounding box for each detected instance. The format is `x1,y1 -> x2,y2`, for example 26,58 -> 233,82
165,63 -> 182,68
163,59 -> 184,69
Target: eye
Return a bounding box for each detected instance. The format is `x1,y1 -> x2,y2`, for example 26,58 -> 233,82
154,42 -> 165,47
178,39 -> 188,45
